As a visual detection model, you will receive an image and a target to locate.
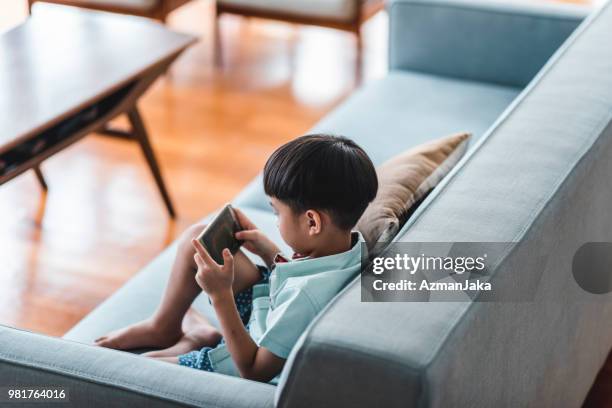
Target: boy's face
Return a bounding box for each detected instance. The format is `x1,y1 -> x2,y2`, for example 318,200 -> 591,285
269,197 -> 314,255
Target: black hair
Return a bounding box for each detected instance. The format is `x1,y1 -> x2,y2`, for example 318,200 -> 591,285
263,134 -> 378,230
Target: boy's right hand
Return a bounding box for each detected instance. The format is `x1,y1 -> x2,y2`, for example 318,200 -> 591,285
234,207 -> 281,269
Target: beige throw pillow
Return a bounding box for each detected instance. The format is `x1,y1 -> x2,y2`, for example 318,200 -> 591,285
357,132 -> 471,254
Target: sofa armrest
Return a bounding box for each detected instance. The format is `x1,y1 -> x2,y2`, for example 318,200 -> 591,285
0,325 -> 275,408
388,0 -> 588,87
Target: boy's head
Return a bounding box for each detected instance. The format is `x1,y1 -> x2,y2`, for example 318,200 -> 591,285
264,134 -> 377,254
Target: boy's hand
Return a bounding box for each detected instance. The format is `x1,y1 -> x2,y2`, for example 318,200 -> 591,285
192,239 -> 234,301
234,207 -> 280,268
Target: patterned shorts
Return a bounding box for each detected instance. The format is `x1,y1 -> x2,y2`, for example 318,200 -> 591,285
178,265 -> 271,372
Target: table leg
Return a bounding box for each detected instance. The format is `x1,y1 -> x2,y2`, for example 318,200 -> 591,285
127,106 -> 176,218
33,165 -> 48,191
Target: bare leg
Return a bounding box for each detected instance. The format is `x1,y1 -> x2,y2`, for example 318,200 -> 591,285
96,223 -> 262,350
154,357 -> 179,364
143,308 -> 221,358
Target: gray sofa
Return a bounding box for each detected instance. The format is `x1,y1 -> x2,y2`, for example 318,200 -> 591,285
2,0 -> 610,406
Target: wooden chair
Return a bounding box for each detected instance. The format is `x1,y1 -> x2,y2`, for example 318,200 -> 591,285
215,0 -> 386,80
27,0 -> 193,23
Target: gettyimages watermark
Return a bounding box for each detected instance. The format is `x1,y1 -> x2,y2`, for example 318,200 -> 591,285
360,242 -> 612,302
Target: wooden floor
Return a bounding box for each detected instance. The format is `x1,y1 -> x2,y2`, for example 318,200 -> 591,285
1,0 -> 610,406
0,0 -> 387,336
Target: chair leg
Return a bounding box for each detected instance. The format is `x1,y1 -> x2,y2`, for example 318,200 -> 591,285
33,165 -> 48,191
27,0 -> 34,14
355,28 -> 364,85
159,5 -> 168,24
214,10 -> 223,68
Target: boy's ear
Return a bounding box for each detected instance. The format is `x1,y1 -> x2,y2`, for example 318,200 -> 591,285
305,210 -> 322,235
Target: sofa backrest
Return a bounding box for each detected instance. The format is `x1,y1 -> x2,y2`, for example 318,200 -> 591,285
389,0 -> 587,88
275,1 -> 612,406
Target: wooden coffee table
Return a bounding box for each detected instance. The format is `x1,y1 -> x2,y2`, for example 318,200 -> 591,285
0,5 -> 196,218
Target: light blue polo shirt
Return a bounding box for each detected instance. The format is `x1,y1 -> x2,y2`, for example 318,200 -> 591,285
208,232 -> 364,377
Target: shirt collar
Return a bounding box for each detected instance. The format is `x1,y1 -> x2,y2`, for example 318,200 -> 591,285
271,231 -> 365,281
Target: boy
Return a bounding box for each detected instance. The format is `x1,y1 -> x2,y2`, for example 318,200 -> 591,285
96,134 -> 378,382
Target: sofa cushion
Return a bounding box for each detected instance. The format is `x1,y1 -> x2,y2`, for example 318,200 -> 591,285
218,0 -> 358,22
63,208 -> 292,343
233,71 -> 520,213
356,132 -> 470,254
276,2 -> 612,406
388,0 -> 587,88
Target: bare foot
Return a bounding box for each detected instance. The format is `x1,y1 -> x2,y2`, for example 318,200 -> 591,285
144,310 -> 221,358
95,319 -> 182,350
153,356 -> 179,365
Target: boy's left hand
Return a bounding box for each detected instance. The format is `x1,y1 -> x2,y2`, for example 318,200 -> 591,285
192,239 -> 234,300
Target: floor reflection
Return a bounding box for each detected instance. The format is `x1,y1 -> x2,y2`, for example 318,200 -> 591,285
0,0 -> 388,336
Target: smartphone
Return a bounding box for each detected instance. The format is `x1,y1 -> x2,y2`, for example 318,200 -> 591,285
196,204 -> 244,264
